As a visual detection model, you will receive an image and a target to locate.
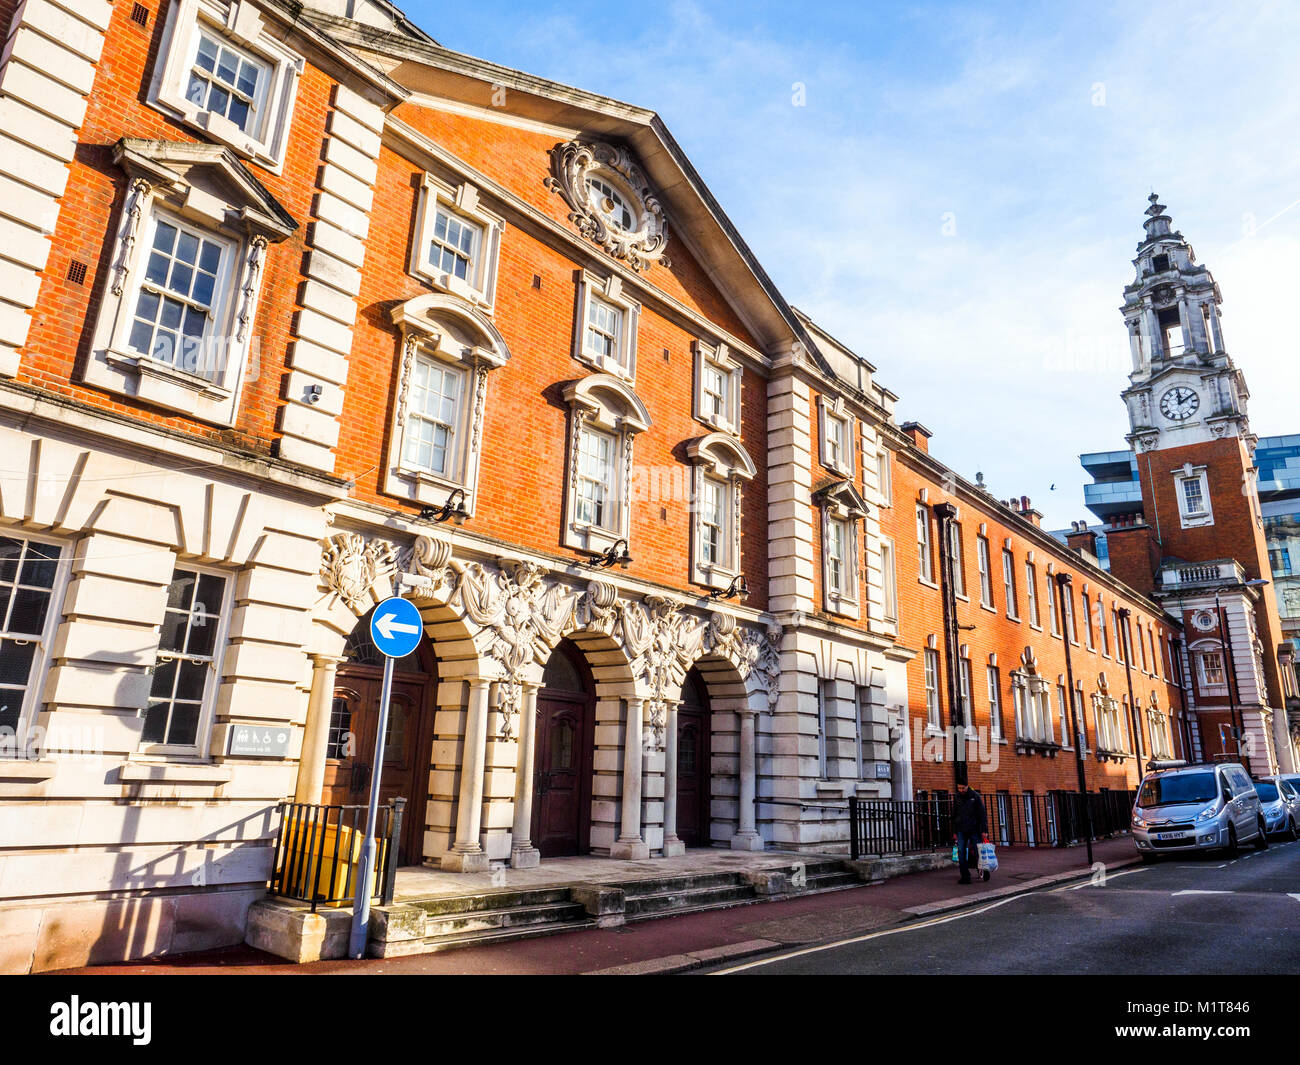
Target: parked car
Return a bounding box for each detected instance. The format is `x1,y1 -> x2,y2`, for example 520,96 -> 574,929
1253,777 -> 1300,840
1131,761 -> 1267,860
1277,773 -> 1300,796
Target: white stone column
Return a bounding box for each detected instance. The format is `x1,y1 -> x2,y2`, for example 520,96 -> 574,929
662,702 -> 684,857
611,697 -> 650,859
294,654 -> 345,803
510,683 -> 542,868
731,707 -> 764,850
442,677 -> 491,872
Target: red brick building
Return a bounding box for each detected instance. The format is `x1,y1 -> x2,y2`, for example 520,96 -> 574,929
0,0 -> 1284,972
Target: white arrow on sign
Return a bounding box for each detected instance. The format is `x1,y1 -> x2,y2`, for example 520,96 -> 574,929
375,612 -> 421,641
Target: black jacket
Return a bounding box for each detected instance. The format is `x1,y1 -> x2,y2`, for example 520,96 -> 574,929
952,789 -> 988,835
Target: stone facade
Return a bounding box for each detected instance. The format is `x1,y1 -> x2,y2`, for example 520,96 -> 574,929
0,1 -> 1276,974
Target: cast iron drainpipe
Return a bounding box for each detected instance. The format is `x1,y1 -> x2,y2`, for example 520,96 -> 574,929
1055,571 -> 1093,865
1169,636 -> 1195,761
933,502 -> 967,790
1115,607 -> 1144,766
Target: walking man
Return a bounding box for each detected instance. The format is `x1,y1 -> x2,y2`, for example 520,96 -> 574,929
953,783 -> 989,884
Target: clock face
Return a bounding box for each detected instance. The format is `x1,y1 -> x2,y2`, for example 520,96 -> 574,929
1160,386 -> 1200,421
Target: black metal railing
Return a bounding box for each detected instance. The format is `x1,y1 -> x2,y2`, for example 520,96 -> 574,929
267,798 -> 405,911
849,789 -> 1135,859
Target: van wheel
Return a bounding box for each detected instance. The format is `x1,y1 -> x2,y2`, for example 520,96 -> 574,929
1255,820 -> 1269,849
1224,825 -> 1239,856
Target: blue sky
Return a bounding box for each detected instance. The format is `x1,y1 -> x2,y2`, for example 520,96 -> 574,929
401,0 -> 1300,529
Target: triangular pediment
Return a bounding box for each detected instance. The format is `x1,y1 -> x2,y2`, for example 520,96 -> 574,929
813,478 -> 869,517
113,138 -> 297,240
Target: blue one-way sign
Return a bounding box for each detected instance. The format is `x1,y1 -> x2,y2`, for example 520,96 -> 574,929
369,596 -> 423,658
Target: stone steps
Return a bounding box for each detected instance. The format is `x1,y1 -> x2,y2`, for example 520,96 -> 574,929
379,917 -> 600,957
365,856 -> 873,959
624,880 -> 757,918
407,886 -> 574,917
421,899 -> 590,938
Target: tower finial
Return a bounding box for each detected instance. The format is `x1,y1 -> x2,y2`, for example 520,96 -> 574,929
1142,192 -> 1172,239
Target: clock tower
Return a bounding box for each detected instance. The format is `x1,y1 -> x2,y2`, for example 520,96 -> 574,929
1106,195 -> 1297,772
1120,193 -> 1249,452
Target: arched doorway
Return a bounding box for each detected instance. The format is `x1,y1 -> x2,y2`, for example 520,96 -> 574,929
321,611 -> 438,865
676,667 -> 713,847
532,639 -> 597,857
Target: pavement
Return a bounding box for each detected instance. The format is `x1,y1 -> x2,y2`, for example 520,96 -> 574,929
710,836 -> 1300,975
53,837 -> 1140,975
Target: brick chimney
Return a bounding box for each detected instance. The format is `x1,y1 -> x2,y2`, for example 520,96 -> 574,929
1066,520 -> 1099,558
1104,513 -> 1161,595
900,421 -> 931,454
1007,495 -> 1043,528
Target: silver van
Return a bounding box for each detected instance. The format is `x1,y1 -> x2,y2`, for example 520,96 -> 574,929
1131,761 -> 1268,859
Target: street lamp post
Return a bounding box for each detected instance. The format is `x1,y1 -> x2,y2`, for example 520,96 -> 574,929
1055,571 -> 1093,865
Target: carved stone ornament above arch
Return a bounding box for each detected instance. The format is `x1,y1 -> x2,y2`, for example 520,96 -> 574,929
384,294 -> 512,514
545,138 -> 671,271
687,432 -> 758,482
563,373 -> 652,434
389,292 -> 511,371
316,533 -> 782,743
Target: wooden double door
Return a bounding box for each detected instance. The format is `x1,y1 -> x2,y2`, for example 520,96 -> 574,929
321,659 -> 436,866
528,649 -> 713,856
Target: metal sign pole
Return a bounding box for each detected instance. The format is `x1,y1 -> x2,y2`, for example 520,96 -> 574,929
348,646 -> 395,959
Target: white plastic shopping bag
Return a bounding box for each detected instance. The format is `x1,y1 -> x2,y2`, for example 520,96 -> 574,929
977,841 -> 998,872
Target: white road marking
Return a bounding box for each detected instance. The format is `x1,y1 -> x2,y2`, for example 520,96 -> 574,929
1172,889 -> 1233,895
709,892 -> 1029,974
1288,894 -> 1300,903
1062,867 -> 1148,891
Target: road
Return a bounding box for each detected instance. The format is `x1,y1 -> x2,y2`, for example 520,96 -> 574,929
714,837 -> 1300,975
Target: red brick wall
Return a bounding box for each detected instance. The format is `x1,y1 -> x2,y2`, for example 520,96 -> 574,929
882,448 -> 1184,797
1135,438 -> 1289,710
388,103 -> 757,341
16,0 -> 340,455
337,132 -> 770,606
1105,523 -> 1160,595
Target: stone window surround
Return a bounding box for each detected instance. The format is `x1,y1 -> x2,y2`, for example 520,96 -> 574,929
878,535 -> 898,624
147,0 -> 304,174
976,533 -> 994,609
137,559 -> 235,762
685,432 -> 756,591
1190,638 -> 1229,693
571,270 -> 640,383
691,338 -> 742,435
923,645 -> 941,731
561,373 -> 651,557
384,293 -> 511,513
873,440 -> 892,507
1011,671 -> 1053,745
0,531 -> 73,756
1174,462 -> 1214,529
1091,688 -> 1125,754
816,480 -> 868,620
411,175 -> 505,311
84,140 -> 295,426
817,394 -> 854,478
